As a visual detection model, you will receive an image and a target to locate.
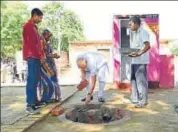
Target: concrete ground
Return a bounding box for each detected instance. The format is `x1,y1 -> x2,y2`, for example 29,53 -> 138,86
1,67 -> 80,132
1,87 -> 27,125
26,85 -> 178,132
1,85 -> 77,132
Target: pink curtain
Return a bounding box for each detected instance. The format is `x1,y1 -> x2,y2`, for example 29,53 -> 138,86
112,17 -> 120,84
159,55 -> 174,88
144,18 -> 160,82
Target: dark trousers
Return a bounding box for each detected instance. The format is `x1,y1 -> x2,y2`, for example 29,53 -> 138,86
131,64 -> 148,104
26,58 -> 41,106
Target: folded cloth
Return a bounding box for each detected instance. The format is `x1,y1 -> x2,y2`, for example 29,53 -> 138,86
77,79 -> 89,91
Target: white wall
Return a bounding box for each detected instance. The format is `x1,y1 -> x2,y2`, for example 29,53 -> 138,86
69,45 -> 113,83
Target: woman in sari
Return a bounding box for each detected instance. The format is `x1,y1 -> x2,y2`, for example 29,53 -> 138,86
39,29 -> 61,103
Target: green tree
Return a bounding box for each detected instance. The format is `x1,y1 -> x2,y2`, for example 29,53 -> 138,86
40,2 -> 85,52
171,45 -> 178,56
1,1 -> 29,57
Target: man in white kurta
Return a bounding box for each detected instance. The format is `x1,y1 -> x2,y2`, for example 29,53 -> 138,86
76,52 -> 108,104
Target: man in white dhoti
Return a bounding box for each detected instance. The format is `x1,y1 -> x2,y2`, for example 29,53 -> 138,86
76,52 -> 108,104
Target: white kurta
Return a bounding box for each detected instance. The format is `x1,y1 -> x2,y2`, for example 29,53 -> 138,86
76,52 -> 108,97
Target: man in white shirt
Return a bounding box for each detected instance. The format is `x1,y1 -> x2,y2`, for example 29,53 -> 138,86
76,52 -> 108,104
128,16 -> 151,108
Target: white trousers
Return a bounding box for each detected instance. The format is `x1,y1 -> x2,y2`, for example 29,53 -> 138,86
85,65 -> 107,98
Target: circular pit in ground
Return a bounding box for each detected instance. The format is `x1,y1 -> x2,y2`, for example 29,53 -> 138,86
58,104 -> 131,126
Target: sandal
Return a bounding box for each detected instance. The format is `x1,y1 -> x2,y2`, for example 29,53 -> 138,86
81,96 -> 93,102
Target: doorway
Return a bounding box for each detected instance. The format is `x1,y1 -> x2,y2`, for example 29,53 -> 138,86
120,19 -> 130,48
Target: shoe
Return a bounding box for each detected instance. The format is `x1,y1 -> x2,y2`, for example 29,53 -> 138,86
46,99 -> 56,104
131,100 -> 138,104
130,97 -> 138,104
135,103 -> 148,108
35,102 -> 46,109
26,106 -> 40,115
81,96 -> 93,102
123,99 -> 137,104
55,98 -> 62,102
98,97 -> 105,103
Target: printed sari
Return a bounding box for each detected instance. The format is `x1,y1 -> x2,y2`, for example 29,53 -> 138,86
45,41 -> 61,100
38,36 -> 61,102
37,36 -> 54,102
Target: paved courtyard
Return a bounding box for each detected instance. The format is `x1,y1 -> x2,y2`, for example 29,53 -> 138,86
1,83 -> 178,132
26,85 -> 178,132
1,85 -> 77,132
1,87 -> 27,125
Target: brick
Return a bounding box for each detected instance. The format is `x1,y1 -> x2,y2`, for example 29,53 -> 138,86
51,107 -> 64,116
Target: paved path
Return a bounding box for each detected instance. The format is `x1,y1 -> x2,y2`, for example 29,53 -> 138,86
26,86 -> 178,132
1,85 -> 78,132
1,66 -> 80,132
1,87 -> 27,125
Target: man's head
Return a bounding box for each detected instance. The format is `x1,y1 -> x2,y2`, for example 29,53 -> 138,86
77,58 -> 87,70
42,29 -> 52,40
31,8 -> 43,24
129,16 -> 141,31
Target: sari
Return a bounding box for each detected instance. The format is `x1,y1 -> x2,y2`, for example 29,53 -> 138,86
45,41 -> 61,100
37,36 -> 55,102
38,36 -> 61,102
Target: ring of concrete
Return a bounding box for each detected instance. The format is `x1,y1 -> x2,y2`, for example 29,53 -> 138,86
58,103 -> 131,126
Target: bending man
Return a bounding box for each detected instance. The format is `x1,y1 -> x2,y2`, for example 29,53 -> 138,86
76,52 -> 108,104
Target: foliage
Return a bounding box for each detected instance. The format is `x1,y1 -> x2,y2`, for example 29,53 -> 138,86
171,44 -> 178,56
40,2 -> 85,52
1,1 -> 29,57
1,1 -> 85,57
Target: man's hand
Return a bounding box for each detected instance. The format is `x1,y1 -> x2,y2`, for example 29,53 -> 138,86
81,75 -> 86,82
128,52 -> 141,57
56,54 -> 60,59
129,42 -> 150,57
85,94 -> 92,105
128,42 -> 150,57
77,79 -> 89,91
53,53 -> 60,59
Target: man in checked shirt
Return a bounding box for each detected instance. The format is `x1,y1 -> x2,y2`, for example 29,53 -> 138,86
128,16 -> 151,108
